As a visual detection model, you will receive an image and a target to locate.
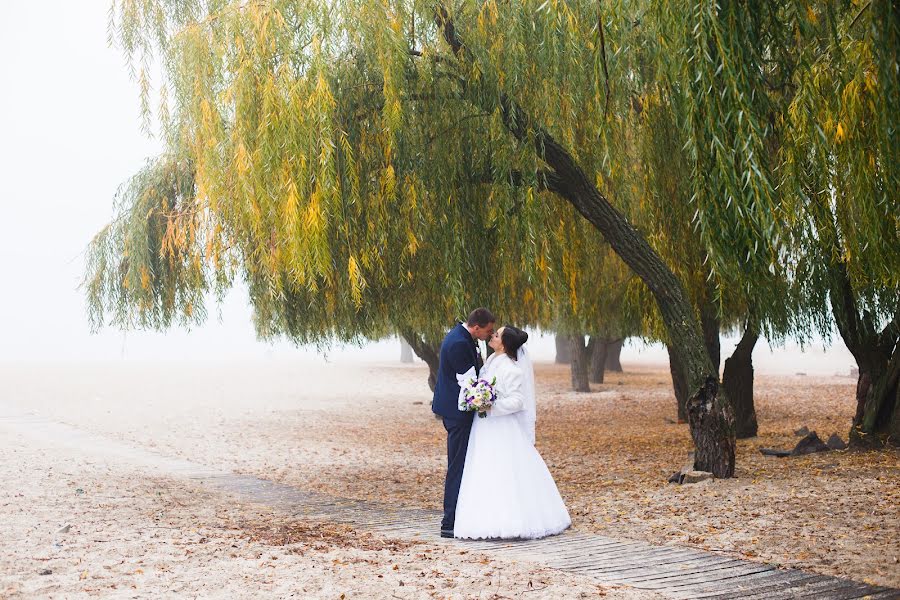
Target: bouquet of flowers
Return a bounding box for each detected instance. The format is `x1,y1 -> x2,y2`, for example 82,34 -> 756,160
457,370 -> 497,418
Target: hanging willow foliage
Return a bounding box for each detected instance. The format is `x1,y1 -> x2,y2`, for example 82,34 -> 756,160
88,0 -> 893,470
649,0 -> 898,443
89,0 -> 653,343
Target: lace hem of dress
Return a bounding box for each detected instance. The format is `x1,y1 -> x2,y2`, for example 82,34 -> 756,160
454,519 -> 571,541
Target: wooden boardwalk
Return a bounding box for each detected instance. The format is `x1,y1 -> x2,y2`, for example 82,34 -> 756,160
3,411 -> 898,600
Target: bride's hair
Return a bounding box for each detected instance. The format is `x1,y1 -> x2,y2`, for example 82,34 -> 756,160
501,326 -> 529,359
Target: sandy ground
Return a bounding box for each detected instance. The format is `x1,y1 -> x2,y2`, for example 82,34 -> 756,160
1,358 -> 898,593
0,425 -> 653,599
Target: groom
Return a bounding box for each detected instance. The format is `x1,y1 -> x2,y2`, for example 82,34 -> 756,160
432,307 -> 496,538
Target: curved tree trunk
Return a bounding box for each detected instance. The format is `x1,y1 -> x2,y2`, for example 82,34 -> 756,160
436,7 -> 735,476
555,334 -> 572,364
668,344 -> 689,423
570,335 -> 592,392
591,337 -> 609,384
722,325 -> 759,438
829,264 -> 900,447
400,330 -> 441,392
605,338 -> 624,372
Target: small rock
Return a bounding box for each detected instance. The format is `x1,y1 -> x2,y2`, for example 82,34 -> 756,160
39,569 -> 52,576
796,372 -> 807,377
760,447 -> 792,457
792,432 -> 831,456
57,524 -> 71,534
667,453 -> 697,483
794,426 -> 810,437
412,401 -> 423,405
681,471 -> 713,484
826,433 -> 847,450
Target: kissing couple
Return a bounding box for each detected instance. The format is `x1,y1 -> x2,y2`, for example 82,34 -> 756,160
431,308 -> 571,540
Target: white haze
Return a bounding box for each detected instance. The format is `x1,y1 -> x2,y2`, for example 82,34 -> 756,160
0,1 -> 854,376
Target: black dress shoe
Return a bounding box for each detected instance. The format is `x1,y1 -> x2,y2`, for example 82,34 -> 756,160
440,529 -> 454,538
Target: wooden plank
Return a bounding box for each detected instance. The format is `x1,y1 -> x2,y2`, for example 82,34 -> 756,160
544,547 -> 666,566
508,542 -> 632,560
527,538 -> 628,554
698,574 -> 851,599
634,563 -> 776,590
576,547 -> 718,569
777,578 -> 888,599
591,551 -> 722,573
612,559 -> 761,585
794,582 -> 899,600
535,540 -> 653,559
357,517 -> 420,527
584,557 -> 735,579
502,535 -> 607,553
508,542 -> 620,559
562,548 -> 706,571
670,570 -> 821,599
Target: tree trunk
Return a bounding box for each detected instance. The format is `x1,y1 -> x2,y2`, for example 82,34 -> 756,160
555,335 -> 572,364
829,274 -> 900,446
526,136 -> 734,473
590,337 -> 609,384
435,7 -> 735,476
668,344 -> 689,423
570,335 -> 591,392
605,338 -> 623,372
848,339 -> 899,448
400,339 -> 414,364
400,331 -> 441,392
722,325 -> 759,438
701,299 -> 721,374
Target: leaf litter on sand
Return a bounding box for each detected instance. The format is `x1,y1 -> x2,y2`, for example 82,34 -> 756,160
266,364 -> 899,588
2,360 -> 895,592
0,434 -> 651,600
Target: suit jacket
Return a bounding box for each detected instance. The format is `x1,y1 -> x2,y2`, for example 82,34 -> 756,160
432,323 -> 482,421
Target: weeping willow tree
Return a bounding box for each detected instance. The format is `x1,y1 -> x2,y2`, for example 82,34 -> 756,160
87,109 -> 558,387
782,0 -> 900,446
89,0 -> 748,476
628,10 -> 821,438
650,0 -> 898,446
89,2 -> 561,343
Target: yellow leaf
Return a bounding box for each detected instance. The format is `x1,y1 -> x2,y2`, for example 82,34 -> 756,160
807,6 -> 818,23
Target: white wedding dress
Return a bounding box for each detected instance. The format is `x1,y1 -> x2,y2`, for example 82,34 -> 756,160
453,349 -> 571,540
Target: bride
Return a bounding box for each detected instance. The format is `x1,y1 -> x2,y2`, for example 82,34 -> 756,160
453,326 -> 571,540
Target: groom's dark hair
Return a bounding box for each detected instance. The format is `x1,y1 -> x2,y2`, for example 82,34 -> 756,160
467,307 -> 496,328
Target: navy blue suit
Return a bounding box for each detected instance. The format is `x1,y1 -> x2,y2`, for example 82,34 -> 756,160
433,323 -> 482,531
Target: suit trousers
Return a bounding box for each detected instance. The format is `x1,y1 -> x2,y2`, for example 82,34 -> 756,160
441,417 -> 473,531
